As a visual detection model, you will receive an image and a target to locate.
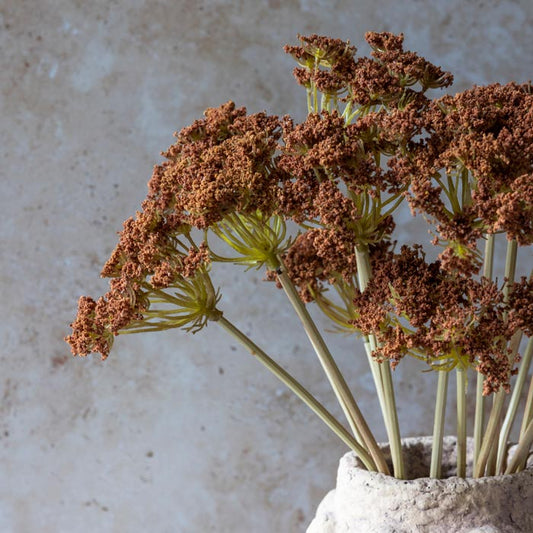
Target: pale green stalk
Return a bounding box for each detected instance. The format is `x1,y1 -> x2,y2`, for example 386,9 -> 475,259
473,373 -> 485,465
502,239 -> 518,303
341,100 -> 352,121
496,334 -> 531,474
513,376 -> 533,473
476,238 -> 518,477
474,233 -> 495,465
361,336 -> 389,429
520,375 -> 533,440
486,239 -> 518,472
355,246 -> 405,479
273,259 -> 390,475
214,315 -> 376,470
485,399 -> 502,477
306,88 -> 312,114
456,367 -> 467,477
430,369 -> 449,478
510,374 -> 533,473
505,416 -> 533,475
474,392 -> 505,477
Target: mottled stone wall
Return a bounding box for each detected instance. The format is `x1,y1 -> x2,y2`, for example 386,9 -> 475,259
1,1 -> 532,531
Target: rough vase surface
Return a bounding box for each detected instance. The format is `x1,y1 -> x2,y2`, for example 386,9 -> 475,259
307,436 -> 533,533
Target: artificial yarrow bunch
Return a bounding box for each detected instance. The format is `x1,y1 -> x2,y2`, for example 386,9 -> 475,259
66,32 -> 533,479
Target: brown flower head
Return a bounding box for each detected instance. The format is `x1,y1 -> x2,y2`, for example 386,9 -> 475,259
508,276 -> 533,337
365,32 -> 453,92
349,245 -> 519,391
285,32 -> 452,111
284,34 -> 357,96
383,82 -> 533,274
149,101 -> 282,229
66,198 -> 214,358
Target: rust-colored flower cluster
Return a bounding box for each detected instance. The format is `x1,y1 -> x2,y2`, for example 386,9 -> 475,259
284,32 -> 453,108
65,200 -> 212,358
394,82 -> 533,273
350,245 -> 521,393
66,32 -> 532,396
150,101 -> 282,228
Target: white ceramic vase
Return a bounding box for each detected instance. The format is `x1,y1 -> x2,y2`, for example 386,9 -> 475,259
307,436 -> 533,533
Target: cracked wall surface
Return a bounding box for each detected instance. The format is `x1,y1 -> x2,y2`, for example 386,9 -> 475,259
1,1 -> 532,531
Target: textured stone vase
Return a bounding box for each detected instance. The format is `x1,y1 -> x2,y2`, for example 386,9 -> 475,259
307,436 -> 533,533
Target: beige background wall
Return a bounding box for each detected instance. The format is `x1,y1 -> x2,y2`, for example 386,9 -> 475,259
1,1 -> 532,531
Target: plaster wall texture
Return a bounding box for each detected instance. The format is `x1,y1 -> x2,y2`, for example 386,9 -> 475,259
1,1 -> 532,532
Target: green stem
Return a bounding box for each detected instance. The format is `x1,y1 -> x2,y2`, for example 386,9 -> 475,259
355,246 -> 405,479
520,374 -> 533,441
346,107 -> 362,124
482,231 -> 495,287
272,259 -> 390,475
502,239 -> 518,303
430,369 -> 449,478
474,234 -> 495,466
473,373 -> 485,467
341,100 -> 352,121
460,166 -> 471,209
320,93 -> 327,113
474,391 -> 505,477
505,416 -> 533,474
485,240 -> 518,476
306,88 -> 313,114
214,315 -> 376,470
379,193 -> 405,219
512,376 -> 533,473
361,335 -> 388,426
438,174 -> 461,214
496,334 -> 531,474
456,367 -> 467,477
487,238 -> 518,472
485,398 -> 502,477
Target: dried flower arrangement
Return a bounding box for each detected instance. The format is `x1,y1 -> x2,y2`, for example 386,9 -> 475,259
66,32 -> 533,480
